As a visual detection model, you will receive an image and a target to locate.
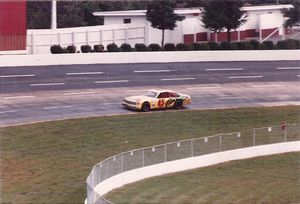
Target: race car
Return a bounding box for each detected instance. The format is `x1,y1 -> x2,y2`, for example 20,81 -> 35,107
122,89 -> 191,112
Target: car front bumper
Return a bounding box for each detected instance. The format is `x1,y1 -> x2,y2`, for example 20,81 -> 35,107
122,102 -> 141,111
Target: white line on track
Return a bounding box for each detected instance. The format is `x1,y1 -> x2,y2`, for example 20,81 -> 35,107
125,89 -> 148,92
101,102 -> 120,105
205,68 -> 244,71
63,91 -> 96,96
30,82 -> 65,86
276,67 -> 300,70
43,105 -> 73,110
161,77 -> 195,81
228,75 -> 263,79
66,72 -> 103,75
0,74 -> 35,78
94,80 -> 129,84
0,110 -> 19,114
251,84 -> 287,88
186,86 -> 220,90
43,106 -> 60,110
134,70 -> 174,73
3,95 -> 36,100
218,96 -> 245,100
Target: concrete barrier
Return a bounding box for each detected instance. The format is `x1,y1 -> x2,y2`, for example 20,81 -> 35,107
94,141 -> 300,196
1,50 -> 299,67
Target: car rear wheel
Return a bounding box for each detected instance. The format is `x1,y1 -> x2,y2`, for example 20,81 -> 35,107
174,100 -> 183,109
141,102 -> 150,112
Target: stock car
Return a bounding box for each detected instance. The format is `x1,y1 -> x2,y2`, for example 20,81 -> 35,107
122,89 -> 191,112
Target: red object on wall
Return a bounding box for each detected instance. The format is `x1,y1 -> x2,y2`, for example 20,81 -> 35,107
0,0 -> 26,51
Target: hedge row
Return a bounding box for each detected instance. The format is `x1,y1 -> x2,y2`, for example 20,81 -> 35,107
50,39 -> 300,54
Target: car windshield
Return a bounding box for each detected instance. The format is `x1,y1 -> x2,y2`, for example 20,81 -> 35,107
144,91 -> 158,98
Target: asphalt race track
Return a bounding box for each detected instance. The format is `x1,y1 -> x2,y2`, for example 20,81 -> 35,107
1,61 -> 299,126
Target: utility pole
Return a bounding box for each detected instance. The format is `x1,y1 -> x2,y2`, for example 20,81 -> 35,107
51,0 -> 57,29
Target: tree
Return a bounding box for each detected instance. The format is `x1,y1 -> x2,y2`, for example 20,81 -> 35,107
283,2 -> 300,28
202,0 -> 247,42
146,0 -> 185,46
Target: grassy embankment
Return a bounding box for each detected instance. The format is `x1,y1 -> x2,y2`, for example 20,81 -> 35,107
1,106 -> 300,204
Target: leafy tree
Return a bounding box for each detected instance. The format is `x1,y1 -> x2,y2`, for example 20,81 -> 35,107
202,0 -> 247,42
283,2 -> 300,28
27,1 -> 51,29
146,0 -> 185,46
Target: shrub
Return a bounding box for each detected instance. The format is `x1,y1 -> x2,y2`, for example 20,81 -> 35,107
236,41 -> 253,50
148,43 -> 161,51
208,42 -> 220,50
164,43 -> 176,51
106,43 -> 119,52
262,41 -> 274,49
94,44 -> 104,52
135,43 -> 147,51
277,40 -> 286,49
220,41 -> 231,50
249,39 -> 259,50
50,45 -> 63,54
120,43 -> 132,52
294,40 -> 300,49
62,48 -> 69,53
191,43 -> 209,50
230,42 -> 238,50
176,43 -> 188,51
66,45 -> 76,53
81,45 -> 91,53
258,43 -> 267,50
286,39 -> 297,49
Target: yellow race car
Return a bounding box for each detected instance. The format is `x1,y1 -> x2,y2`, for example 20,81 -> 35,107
122,89 -> 191,112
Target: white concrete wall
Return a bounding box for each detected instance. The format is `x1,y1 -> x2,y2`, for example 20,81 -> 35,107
1,50 -> 299,67
0,50 -> 300,67
27,24 -> 146,54
95,141 -> 300,196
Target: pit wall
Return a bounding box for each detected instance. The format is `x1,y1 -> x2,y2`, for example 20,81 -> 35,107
95,141 -> 300,196
1,50 -> 300,67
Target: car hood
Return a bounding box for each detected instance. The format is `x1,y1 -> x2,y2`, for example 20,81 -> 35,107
124,95 -> 153,102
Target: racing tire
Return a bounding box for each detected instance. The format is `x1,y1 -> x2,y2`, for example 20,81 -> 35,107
141,102 -> 150,112
174,100 -> 183,109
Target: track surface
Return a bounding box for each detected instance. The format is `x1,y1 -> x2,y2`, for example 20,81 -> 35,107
1,61 -> 299,126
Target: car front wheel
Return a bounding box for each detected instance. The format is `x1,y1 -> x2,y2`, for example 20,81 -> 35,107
174,100 -> 183,109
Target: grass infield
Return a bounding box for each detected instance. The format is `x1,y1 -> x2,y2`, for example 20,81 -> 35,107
1,106 -> 300,204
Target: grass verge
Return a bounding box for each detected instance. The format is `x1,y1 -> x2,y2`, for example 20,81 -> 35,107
0,106 -> 300,204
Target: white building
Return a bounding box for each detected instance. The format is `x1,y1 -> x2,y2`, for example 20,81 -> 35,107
26,4 -> 292,54
93,4 -> 292,44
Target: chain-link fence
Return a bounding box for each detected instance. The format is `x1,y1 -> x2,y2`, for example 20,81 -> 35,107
86,123 -> 300,204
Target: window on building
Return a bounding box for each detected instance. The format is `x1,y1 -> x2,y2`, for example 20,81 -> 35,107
123,18 -> 131,24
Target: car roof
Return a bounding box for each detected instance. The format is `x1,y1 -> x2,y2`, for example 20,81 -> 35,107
148,89 -> 175,93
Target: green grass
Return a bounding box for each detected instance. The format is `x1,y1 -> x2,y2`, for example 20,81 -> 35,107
1,106 -> 300,204
106,152 -> 300,204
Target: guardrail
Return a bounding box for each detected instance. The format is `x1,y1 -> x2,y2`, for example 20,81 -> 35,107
86,123 -> 300,204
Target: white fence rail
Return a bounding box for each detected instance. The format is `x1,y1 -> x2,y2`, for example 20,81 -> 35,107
86,123 -> 300,204
27,24 -> 147,54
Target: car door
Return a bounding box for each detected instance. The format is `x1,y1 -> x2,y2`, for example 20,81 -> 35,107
165,92 -> 178,108
156,92 -> 169,108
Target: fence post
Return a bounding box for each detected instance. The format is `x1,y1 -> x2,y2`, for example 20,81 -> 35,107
219,135 -> 222,151
191,140 -> 194,157
121,154 -> 123,173
284,125 -> 287,142
253,128 -> 256,146
142,149 -> 145,167
164,144 -> 167,162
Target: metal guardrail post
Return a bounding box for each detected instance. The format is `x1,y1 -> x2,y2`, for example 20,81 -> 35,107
284,125 -> 287,142
219,135 -> 222,152
253,128 -> 256,146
